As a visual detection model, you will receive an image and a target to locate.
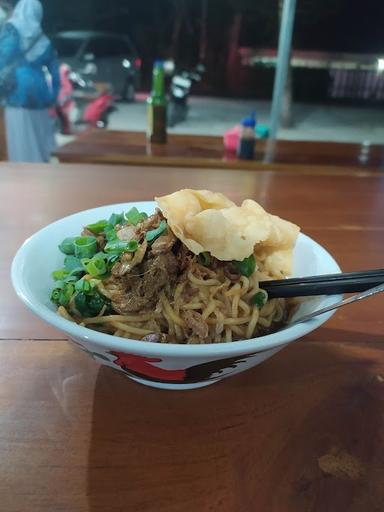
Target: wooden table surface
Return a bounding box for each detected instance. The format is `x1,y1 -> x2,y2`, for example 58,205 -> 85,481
54,129 -> 384,171
1,161 -> 384,512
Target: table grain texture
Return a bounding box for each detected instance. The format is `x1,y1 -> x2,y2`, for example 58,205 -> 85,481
1,161 -> 384,512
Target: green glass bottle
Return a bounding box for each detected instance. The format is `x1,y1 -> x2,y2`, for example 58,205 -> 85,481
147,60 -> 167,144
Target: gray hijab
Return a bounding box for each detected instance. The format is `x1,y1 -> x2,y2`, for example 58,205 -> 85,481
8,0 -> 50,61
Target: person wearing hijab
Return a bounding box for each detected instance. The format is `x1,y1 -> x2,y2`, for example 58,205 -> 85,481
0,0 -> 60,162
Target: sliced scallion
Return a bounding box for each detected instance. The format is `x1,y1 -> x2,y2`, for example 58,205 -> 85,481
251,290 -> 267,309
108,212 -> 124,227
233,254 -> 256,277
145,220 -> 167,243
125,207 -> 148,226
85,256 -> 107,277
74,236 -> 97,259
58,237 -> 77,255
104,239 -> 138,254
86,219 -> 108,234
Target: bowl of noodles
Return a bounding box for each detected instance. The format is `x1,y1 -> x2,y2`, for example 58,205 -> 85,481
12,189 -> 341,390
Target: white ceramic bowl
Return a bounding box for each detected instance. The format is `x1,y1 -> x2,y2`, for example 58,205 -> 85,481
11,202 -> 341,390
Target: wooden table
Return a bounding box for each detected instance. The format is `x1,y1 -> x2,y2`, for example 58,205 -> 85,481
2,161 -> 384,511
55,130 -> 384,171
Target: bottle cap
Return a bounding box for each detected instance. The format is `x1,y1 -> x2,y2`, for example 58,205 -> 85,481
154,59 -> 164,68
241,112 -> 256,128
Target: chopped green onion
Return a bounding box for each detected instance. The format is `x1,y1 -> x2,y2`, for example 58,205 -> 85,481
84,256 -> 107,277
64,274 -> 78,283
252,290 -> 267,309
104,225 -> 118,242
198,252 -> 211,266
58,237 -> 77,255
108,212 -> 124,227
74,291 -> 105,317
125,207 -> 148,226
51,288 -> 61,303
104,239 -> 138,254
52,269 -> 69,281
86,219 -> 108,234
145,220 -> 167,243
64,255 -> 84,274
233,254 -> 256,277
74,236 -> 97,259
51,282 -> 75,307
105,252 -> 120,270
75,279 -> 92,293
75,278 -> 100,293
126,240 -> 139,252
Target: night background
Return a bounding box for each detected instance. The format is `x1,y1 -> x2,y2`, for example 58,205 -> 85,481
36,0 -> 384,101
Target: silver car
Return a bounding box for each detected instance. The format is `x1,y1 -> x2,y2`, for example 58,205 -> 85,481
52,30 -> 141,101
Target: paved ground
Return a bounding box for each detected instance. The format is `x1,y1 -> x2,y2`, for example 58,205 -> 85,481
57,94 -> 384,146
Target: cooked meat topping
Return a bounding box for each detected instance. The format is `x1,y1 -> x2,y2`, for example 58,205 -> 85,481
141,332 -> 167,343
111,241 -> 148,277
111,252 -> 179,314
117,225 -> 139,242
81,227 -> 94,237
135,209 -> 163,239
176,243 -> 194,272
223,262 -> 241,281
182,310 -> 209,339
195,264 -> 217,280
150,229 -> 176,255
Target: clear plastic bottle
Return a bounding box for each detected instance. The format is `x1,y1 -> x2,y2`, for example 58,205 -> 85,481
237,113 -> 256,160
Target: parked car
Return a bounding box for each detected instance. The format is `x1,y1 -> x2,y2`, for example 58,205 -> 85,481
52,30 -> 141,101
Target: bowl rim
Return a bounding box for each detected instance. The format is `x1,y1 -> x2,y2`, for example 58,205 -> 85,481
11,201 -> 342,358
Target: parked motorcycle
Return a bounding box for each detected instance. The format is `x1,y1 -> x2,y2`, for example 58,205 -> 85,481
167,64 -> 205,128
54,64 -> 116,134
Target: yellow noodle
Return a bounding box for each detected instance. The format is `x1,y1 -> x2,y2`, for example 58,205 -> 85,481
174,323 -> 183,341
231,293 -> 240,318
257,316 -> 273,328
197,286 -> 210,302
62,252 -> 287,343
223,294 -> 232,316
57,306 -> 75,322
83,313 -> 154,324
246,306 -> 259,339
160,292 -> 185,327
224,283 -> 241,297
260,299 -> 276,318
206,316 -> 252,326
231,325 -> 244,337
202,300 -> 217,320
214,309 -> 225,335
188,271 -> 221,286
174,282 -> 185,315
112,322 -> 154,335
181,302 -> 204,310
240,276 -> 250,293
238,299 -> 250,316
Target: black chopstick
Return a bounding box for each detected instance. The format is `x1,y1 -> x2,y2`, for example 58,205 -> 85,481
259,269 -> 384,298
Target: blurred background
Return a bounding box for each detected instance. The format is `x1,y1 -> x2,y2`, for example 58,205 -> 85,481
2,0 -> 384,143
